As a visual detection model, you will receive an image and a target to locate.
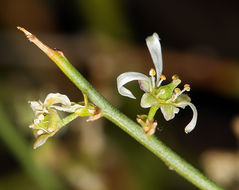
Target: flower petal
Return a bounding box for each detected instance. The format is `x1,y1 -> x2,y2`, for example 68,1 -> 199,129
174,98 -> 198,133
44,93 -> 71,108
175,94 -> 191,106
160,105 -> 179,121
33,133 -> 50,149
47,109 -> 63,133
51,104 -> 84,112
117,72 -> 151,99
140,93 -> 158,108
29,101 -> 43,113
138,80 -> 151,92
146,33 -> 163,84
184,103 -> 198,134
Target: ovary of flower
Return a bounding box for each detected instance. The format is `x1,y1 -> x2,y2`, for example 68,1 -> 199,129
116,32 -> 198,134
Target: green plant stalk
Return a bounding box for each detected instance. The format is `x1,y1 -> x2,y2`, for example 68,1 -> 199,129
147,104 -> 160,121
18,27 -> 224,190
62,112 -> 79,126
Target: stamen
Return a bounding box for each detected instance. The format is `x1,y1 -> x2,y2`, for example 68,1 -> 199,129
174,88 -> 181,94
171,84 -> 191,102
36,125 -> 49,133
184,84 -> 190,91
172,74 -> 179,80
149,68 -> 156,76
149,68 -> 156,88
157,74 -> 166,87
160,75 -> 166,80
167,87 -> 183,102
177,84 -> 190,96
171,88 -> 183,101
166,94 -> 177,103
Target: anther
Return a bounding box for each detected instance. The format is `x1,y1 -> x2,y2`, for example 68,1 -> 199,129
157,75 -> 166,87
172,74 -> 179,80
184,84 -> 190,91
149,68 -> 156,76
160,74 -> 166,80
168,87 -> 183,102
174,88 -> 181,94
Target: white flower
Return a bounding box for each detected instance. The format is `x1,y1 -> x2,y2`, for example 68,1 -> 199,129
117,33 -> 198,134
29,93 -> 82,115
117,33 -> 163,99
29,93 -> 83,149
28,93 -> 100,148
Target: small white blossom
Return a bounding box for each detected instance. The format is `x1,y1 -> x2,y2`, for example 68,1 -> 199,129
117,33 -> 198,134
28,93 -> 100,148
29,93 -> 83,149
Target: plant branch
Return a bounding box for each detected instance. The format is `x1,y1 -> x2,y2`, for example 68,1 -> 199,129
18,27 -> 224,190
147,104 -> 160,121
62,112 -> 79,126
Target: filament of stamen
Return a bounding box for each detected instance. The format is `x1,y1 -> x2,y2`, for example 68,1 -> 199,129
184,84 -> 190,91
157,74 -> 166,87
36,125 -> 48,133
149,68 -> 156,89
171,84 -> 191,101
166,94 -> 176,103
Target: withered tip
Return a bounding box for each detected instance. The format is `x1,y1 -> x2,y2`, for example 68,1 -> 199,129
17,26 -> 64,58
17,26 -> 31,35
17,26 -> 35,42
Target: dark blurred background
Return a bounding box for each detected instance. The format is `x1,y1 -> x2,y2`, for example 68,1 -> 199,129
0,0 -> 239,189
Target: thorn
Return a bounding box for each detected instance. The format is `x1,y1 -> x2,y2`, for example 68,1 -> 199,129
17,26 -> 35,42
17,26 -> 32,36
17,26 -> 64,61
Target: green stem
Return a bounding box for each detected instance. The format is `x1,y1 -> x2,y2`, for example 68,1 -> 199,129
83,93 -> 88,107
147,104 -> 160,121
18,29 -> 224,190
62,112 -> 79,126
